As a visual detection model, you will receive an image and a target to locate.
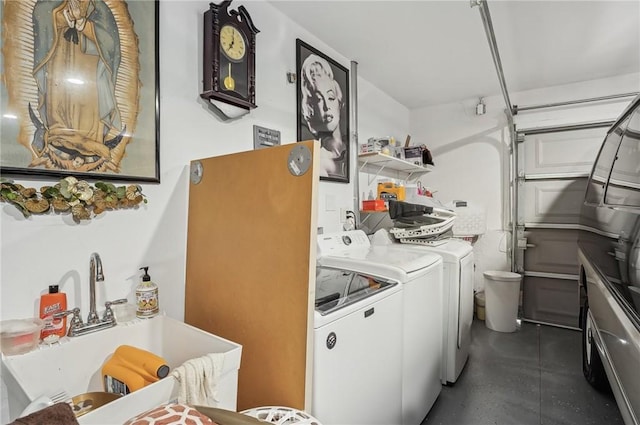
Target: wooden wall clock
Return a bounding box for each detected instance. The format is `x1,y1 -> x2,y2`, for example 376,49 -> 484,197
201,1 -> 259,112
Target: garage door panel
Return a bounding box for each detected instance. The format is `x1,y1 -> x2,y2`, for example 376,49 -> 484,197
522,179 -> 587,224
524,129 -> 604,176
524,229 -> 578,275
522,276 -> 579,328
519,124 -> 608,328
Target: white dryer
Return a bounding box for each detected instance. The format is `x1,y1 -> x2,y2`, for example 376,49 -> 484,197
317,230 -> 443,425
378,237 -> 474,385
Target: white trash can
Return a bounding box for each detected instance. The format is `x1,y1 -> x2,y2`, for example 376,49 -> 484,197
483,271 -> 522,332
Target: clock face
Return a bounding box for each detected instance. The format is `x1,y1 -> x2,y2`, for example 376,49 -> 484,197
220,25 -> 246,61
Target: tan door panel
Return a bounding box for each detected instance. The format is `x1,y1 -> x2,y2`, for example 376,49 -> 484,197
185,141 -> 319,411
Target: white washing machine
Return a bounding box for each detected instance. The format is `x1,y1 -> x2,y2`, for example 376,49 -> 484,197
375,236 -> 474,384
313,266 -> 403,425
317,230 -> 443,425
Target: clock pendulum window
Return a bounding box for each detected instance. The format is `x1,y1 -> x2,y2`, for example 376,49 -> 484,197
220,25 -> 245,93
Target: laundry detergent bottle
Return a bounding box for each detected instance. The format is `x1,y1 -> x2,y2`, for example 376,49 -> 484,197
136,266 -> 159,318
102,345 -> 169,395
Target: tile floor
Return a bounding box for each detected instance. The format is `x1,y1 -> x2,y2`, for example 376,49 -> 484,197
422,319 -> 623,425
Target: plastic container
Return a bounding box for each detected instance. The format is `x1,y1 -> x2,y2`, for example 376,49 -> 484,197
102,345 -> 169,395
0,318 -> 44,355
241,406 -> 322,425
362,199 -> 386,211
39,284 -> 67,339
377,181 -> 406,202
102,362 -> 148,395
475,292 -> 485,321
484,271 -> 522,332
113,303 -> 137,323
402,146 -> 423,165
113,345 -> 169,380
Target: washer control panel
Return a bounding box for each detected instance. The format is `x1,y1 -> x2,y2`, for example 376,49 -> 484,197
317,230 -> 370,256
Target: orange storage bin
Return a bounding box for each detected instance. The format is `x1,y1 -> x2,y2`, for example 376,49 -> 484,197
362,200 -> 387,211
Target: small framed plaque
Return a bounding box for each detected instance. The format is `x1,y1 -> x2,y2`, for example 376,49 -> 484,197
253,125 -> 281,150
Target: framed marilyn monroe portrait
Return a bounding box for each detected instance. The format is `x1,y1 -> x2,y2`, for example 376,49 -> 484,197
296,39 -> 349,183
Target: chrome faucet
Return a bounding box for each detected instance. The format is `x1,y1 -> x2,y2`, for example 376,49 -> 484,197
87,252 -> 104,324
52,253 -> 127,337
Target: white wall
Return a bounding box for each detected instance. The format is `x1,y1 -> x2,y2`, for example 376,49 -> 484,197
2,0 -> 638,417
0,1 -> 409,418
409,72 -> 640,290
0,0 -> 409,323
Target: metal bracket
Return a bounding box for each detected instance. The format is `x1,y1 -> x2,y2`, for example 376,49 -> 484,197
190,160 -> 204,185
287,144 -> 312,176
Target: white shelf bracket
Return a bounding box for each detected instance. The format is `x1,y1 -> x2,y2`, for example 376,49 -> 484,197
360,160 -> 387,185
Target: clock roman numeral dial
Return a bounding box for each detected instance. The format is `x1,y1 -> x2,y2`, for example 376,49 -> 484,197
220,25 -> 246,61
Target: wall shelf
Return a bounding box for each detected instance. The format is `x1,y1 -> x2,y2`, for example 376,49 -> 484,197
358,152 -> 432,184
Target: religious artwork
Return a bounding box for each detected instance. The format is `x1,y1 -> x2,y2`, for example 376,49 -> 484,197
296,39 -> 350,183
0,0 -> 159,182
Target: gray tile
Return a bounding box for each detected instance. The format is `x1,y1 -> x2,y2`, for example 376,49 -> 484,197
538,325 -> 622,425
539,325 -> 581,371
422,320 -> 624,425
425,381 -> 540,425
540,369 -> 623,425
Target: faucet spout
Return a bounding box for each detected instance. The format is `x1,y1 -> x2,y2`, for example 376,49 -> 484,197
88,252 -> 104,324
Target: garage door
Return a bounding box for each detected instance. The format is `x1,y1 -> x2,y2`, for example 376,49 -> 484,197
516,124 -> 610,328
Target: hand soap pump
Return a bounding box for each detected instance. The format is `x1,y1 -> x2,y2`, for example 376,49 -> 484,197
136,266 -> 159,318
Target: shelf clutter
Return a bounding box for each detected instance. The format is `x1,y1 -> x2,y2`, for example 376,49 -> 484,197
358,152 -> 432,172
360,136 -> 431,162
358,135 -> 433,176
358,152 -> 432,183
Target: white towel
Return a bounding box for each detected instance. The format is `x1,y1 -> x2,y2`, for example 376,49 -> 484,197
171,352 -> 225,406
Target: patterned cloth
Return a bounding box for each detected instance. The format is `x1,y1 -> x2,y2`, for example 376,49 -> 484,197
124,403 -> 218,425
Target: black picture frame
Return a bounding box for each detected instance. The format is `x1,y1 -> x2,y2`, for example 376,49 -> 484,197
296,39 -> 349,183
0,0 -> 160,183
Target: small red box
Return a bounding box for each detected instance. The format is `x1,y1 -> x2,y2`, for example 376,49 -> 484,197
362,200 -> 387,211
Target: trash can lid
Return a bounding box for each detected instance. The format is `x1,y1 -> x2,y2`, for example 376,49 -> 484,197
483,270 -> 522,282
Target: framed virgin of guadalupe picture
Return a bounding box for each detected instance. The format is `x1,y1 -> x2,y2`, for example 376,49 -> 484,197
0,0 -> 160,183
296,39 -> 349,183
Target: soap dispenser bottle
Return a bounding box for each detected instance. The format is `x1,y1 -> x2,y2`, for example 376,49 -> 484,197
135,267 -> 159,318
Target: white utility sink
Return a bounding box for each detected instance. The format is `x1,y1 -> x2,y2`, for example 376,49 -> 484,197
1,315 -> 242,424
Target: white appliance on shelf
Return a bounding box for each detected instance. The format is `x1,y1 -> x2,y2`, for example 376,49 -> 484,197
375,234 -> 474,384
317,230 -> 443,425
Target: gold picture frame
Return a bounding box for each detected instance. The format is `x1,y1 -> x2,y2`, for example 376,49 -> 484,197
0,0 -> 160,183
